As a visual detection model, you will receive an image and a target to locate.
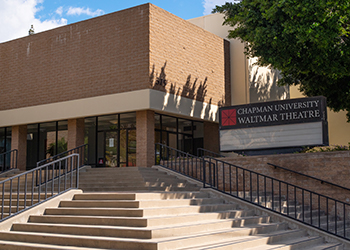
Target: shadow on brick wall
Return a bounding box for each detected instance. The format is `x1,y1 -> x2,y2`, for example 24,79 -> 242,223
149,61 -> 217,121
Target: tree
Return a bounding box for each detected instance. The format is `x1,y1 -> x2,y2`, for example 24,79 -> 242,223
213,1 -> 350,120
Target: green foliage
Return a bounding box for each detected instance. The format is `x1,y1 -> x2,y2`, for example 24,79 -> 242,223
297,142 -> 350,153
298,143 -> 350,153
47,137 -> 67,157
214,1 -> 350,120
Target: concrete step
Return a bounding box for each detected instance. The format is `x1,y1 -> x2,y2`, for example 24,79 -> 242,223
0,193 -> 56,199
29,210 -> 269,228
79,186 -> 201,192
59,197 -> 226,208
73,191 -> 209,200
0,206 -> 26,213
12,220 -> 286,240
0,227 -> 305,250
303,243 -> 344,250
78,178 -> 145,184
0,240 -> 106,250
0,199 -> 43,206
243,195 -> 286,203
85,167 -> 155,172
77,182 -> 198,189
45,203 -> 240,217
158,228 -> 306,249
217,235 -> 326,250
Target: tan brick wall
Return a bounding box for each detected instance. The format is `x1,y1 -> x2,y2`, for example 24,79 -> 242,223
0,4 -> 150,111
11,125 -> 27,171
149,4 -> 226,107
136,110 -> 155,167
67,118 -> 85,150
220,151 -> 350,209
0,3 -> 227,113
203,122 -> 219,153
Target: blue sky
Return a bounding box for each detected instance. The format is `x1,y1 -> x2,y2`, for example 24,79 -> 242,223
0,0 -> 227,43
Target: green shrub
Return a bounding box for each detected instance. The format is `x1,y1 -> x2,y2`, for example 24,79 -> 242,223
298,143 -> 350,153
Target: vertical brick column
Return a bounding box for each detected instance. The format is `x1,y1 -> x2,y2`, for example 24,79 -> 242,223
136,110 -> 155,167
203,122 -> 220,153
11,125 -> 27,171
68,118 -> 85,150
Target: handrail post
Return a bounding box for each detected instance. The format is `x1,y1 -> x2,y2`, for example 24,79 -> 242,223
154,144 -> 157,165
203,159 -> 206,188
76,155 -> 80,188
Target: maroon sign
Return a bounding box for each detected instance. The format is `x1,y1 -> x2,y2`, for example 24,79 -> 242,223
221,109 -> 236,126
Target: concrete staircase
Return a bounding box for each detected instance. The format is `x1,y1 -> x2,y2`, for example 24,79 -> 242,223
78,167 -> 201,192
0,167 -> 344,249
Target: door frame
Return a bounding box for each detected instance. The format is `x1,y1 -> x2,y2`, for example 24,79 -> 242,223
97,128 -> 136,167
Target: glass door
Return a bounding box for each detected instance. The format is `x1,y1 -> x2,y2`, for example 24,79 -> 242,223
105,131 -> 118,167
127,129 -> 136,167
119,129 -> 136,167
95,120 -> 136,167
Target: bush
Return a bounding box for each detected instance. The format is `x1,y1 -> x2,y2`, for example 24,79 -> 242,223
298,143 -> 350,153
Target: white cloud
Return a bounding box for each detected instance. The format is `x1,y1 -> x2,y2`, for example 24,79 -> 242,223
0,0 -> 67,43
56,6 -> 63,16
66,7 -> 104,17
202,0 -> 229,15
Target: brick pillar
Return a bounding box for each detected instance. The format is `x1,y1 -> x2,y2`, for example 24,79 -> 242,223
203,122 -> 220,153
136,110 -> 155,167
67,118 -> 85,150
11,125 -> 27,171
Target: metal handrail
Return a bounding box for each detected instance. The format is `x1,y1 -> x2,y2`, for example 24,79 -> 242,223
0,154 -> 79,222
37,144 -> 87,168
156,143 -> 350,241
36,144 -> 87,187
197,148 -> 225,158
268,162 -> 350,192
205,156 -> 350,241
0,150 -> 18,173
155,143 -> 213,188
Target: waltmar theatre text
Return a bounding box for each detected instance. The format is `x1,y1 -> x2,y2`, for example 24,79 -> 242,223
219,97 -> 327,130
237,100 -> 320,124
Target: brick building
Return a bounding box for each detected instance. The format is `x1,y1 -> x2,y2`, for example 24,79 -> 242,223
0,3 -> 229,170
2,3 -> 348,171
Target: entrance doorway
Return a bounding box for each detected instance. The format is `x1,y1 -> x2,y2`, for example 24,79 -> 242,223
97,129 -> 136,167
119,129 -> 136,167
